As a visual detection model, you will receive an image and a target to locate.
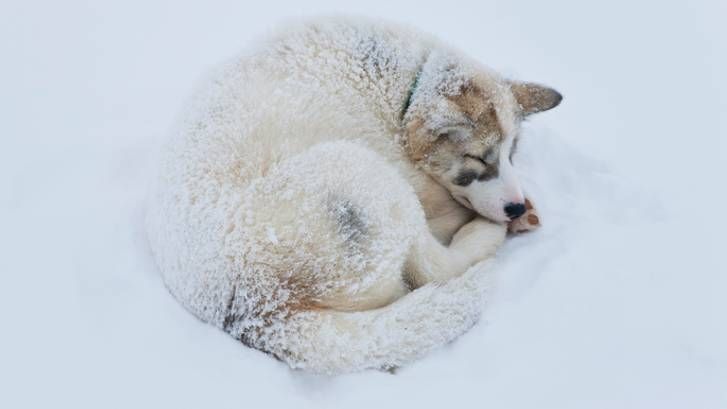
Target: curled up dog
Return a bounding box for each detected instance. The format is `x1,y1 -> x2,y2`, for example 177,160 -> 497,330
146,16 -> 562,374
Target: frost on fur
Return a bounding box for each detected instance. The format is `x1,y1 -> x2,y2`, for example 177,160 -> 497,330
146,16 -> 557,374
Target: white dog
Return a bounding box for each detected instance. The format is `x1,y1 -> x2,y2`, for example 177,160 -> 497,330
146,16 -> 561,374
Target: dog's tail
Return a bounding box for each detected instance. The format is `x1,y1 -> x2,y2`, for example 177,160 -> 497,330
274,262 -> 493,374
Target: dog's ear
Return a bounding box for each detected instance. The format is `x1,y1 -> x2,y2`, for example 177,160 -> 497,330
510,82 -> 562,115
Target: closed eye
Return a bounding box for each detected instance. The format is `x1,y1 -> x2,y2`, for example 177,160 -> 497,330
464,154 -> 487,166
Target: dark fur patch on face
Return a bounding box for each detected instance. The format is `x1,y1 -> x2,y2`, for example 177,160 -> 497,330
477,165 -> 499,181
453,170 -> 478,186
453,164 -> 499,186
456,146 -> 501,186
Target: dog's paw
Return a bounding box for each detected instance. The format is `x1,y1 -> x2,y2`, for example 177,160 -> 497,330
508,199 -> 540,234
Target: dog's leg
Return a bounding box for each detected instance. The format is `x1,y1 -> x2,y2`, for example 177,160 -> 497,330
507,198 -> 541,234
405,218 -> 505,288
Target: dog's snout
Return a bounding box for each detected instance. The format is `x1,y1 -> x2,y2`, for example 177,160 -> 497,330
504,202 -> 526,220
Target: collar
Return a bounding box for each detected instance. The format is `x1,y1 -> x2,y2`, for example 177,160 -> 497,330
400,66 -> 423,121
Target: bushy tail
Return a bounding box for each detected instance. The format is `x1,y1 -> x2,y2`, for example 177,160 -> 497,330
276,262 -> 495,374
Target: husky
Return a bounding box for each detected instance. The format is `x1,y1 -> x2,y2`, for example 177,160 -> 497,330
146,16 -> 561,374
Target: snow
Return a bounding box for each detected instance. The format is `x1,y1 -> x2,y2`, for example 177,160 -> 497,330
1,0 -> 725,407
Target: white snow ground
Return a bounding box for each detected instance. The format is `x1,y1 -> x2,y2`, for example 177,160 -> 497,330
1,1 -> 726,408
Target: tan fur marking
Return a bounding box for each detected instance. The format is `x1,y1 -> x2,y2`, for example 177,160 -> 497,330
405,117 -> 435,161
448,84 -> 505,142
448,84 -> 487,120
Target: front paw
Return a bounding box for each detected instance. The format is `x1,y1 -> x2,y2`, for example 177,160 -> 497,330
508,199 -> 541,234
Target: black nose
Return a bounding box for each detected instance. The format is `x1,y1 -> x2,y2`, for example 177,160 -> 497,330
504,203 -> 526,220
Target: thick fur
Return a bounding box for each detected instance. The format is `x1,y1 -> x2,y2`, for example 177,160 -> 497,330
146,17 -> 560,374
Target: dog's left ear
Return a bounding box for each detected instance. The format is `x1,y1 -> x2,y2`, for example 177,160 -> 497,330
510,82 -> 563,115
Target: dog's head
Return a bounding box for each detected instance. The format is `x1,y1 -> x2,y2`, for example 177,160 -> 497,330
402,52 -> 561,223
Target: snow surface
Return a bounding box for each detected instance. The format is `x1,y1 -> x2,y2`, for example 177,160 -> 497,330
1,1 -> 725,408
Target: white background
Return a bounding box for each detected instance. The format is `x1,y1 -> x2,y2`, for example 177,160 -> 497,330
1,1 -> 725,408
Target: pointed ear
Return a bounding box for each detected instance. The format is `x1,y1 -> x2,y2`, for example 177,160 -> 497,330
510,82 -> 563,115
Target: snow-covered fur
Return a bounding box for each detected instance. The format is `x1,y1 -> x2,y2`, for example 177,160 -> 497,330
146,17 -> 561,374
